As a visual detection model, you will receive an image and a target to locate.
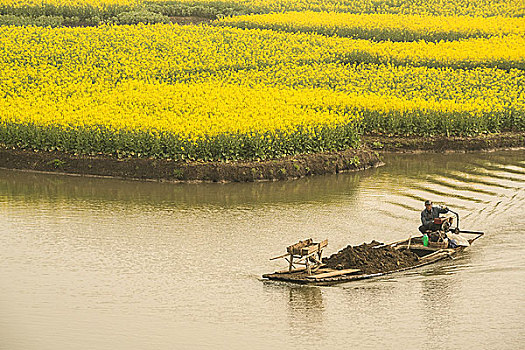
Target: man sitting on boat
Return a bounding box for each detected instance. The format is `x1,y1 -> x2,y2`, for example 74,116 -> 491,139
419,200 -> 449,234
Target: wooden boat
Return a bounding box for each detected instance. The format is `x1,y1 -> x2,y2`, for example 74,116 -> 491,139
262,231 -> 484,286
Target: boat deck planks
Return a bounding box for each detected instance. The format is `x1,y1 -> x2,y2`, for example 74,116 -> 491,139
306,268 -> 361,279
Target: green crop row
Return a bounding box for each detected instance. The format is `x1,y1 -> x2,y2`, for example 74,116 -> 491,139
361,108 -> 525,137
0,122 -> 361,161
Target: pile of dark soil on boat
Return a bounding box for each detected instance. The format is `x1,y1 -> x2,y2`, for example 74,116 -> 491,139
322,241 -> 420,274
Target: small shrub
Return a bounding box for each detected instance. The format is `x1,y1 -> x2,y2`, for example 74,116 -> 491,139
349,156 -> 360,167
371,141 -> 384,149
47,159 -> 66,168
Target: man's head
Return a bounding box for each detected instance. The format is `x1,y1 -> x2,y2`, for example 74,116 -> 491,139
425,200 -> 432,211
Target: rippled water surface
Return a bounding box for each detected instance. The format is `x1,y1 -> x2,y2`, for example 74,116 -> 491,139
1,150 -> 524,349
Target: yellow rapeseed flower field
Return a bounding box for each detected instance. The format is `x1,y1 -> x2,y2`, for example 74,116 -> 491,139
1,23 -> 523,160
245,0 -> 524,17
217,11 -> 525,41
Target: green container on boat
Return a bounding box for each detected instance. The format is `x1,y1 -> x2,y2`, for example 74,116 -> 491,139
422,234 -> 429,247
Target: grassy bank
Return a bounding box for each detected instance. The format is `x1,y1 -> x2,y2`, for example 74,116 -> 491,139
2,133 -> 524,182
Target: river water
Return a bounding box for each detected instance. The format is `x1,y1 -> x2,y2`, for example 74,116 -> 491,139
1,150 -> 524,349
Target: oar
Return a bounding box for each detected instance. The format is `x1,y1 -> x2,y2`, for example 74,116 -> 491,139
454,230 -> 485,245
458,230 -> 485,235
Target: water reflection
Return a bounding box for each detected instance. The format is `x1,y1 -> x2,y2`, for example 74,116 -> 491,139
287,285 -> 324,315
262,282 -> 325,339
286,286 -> 325,342
0,168 -> 363,209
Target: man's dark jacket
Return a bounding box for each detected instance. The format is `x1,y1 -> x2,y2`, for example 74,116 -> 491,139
421,206 -> 449,226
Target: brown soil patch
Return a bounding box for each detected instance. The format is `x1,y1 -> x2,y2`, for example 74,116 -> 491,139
323,241 -> 420,274
0,147 -> 381,183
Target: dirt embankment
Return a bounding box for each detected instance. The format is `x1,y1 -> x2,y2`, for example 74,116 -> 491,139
323,241 -> 420,274
363,132 -> 525,153
0,147 -> 380,183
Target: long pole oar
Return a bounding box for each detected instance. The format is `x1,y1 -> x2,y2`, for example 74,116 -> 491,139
458,230 -> 485,235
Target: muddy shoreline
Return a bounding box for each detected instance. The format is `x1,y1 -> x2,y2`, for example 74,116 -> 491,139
0,132 -> 523,182
363,132 -> 525,153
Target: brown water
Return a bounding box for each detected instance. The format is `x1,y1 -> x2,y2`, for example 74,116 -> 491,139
1,150 -> 524,350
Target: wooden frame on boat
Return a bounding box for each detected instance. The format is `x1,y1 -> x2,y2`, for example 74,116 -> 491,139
270,239 -> 328,275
